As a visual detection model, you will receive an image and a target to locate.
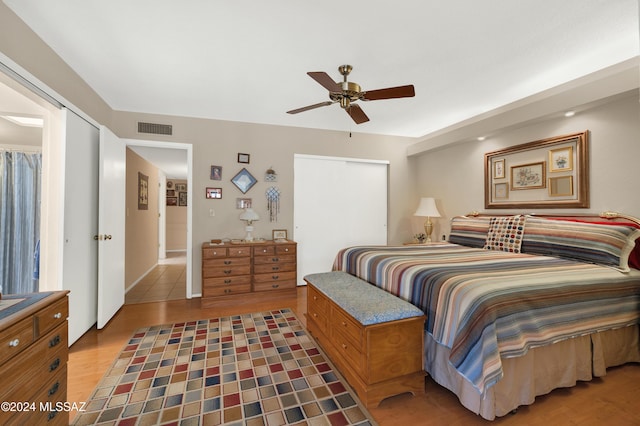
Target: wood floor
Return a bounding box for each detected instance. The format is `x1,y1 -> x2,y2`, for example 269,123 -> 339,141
68,287 -> 640,425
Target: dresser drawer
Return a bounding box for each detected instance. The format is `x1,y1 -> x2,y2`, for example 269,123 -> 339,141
307,286 -> 329,330
204,275 -> 252,287
36,296 -> 68,337
253,279 -> 296,292
18,366 -> 68,426
1,322 -> 68,402
333,328 -> 364,375
253,245 -> 275,256
203,257 -> 251,269
253,262 -> 296,274
228,246 -> 251,256
275,244 -> 296,255
253,254 -> 296,265
202,247 -> 228,258
203,264 -> 251,278
204,283 -> 251,296
0,315 -> 34,365
331,307 -> 363,348
253,271 -> 296,284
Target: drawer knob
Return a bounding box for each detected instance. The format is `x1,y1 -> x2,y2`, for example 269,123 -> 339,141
341,344 -> 348,350
224,279 -> 231,284
272,266 -> 280,271
8,338 -> 20,347
271,284 -> 280,289
54,312 -> 62,319
224,270 -> 232,274
272,257 -> 279,262
224,260 -> 231,265
342,321 -> 347,327
313,296 -> 317,300
272,275 -> 279,280
313,313 -> 318,317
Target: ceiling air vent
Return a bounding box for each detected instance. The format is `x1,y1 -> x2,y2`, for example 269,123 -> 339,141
137,122 -> 173,135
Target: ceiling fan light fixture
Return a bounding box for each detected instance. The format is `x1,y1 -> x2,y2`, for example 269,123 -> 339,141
287,64 -> 415,124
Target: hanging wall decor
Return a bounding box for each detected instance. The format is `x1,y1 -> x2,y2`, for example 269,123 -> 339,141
231,168 -> 257,194
265,167 -> 278,182
265,186 -> 281,222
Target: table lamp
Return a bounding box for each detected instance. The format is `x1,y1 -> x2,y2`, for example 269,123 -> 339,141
239,208 -> 260,241
414,197 -> 441,242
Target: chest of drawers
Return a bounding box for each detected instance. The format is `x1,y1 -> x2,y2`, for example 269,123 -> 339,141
0,291 -> 69,425
202,240 -> 297,307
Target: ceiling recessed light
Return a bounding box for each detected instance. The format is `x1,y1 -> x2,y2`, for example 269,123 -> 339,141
477,136 -> 486,141
0,115 -> 44,127
564,111 -> 576,117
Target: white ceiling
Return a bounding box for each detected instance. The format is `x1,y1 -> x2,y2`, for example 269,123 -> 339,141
4,0 -> 639,140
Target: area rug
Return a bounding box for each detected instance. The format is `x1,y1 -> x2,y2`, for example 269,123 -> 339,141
72,308 -> 376,425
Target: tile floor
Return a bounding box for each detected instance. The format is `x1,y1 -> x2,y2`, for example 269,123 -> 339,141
125,251 -> 186,304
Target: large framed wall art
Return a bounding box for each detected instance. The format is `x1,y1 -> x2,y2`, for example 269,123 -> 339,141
484,131 -> 589,209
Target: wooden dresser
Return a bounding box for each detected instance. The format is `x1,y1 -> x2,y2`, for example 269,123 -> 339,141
201,240 -> 297,307
0,291 -> 69,425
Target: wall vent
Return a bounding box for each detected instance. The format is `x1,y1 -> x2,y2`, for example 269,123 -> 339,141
137,122 -> 173,135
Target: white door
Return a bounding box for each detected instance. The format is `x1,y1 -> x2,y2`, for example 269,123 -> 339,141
294,155 -> 388,285
61,109 -> 99,344
97,126 -> 126,329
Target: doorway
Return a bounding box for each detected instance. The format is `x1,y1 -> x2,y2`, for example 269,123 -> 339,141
123,140 -> 193,304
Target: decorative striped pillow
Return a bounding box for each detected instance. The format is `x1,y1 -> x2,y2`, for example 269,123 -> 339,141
521,217 -> 640,272
484,215 -> 526,253
449,216 -> 491,248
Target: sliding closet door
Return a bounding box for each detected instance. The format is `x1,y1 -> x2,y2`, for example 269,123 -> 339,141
294,155 -> 388,285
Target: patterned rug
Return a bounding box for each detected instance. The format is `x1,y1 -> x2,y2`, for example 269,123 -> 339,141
72,309 -> 376,425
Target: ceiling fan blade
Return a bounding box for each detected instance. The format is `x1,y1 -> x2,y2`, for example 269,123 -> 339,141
346,104 -> 369,124
307,72 -> 341,92
362,84 -> 415,101
286,101 -> 333,115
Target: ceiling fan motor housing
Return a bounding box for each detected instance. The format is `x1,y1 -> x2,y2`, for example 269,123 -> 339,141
331,81 -> 362,109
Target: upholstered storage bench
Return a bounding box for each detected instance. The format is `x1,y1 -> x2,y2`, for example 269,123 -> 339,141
304,271 -> 426,407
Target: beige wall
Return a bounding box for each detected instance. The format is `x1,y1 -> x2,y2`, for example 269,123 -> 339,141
166,179 -> 187,251
410,92 -> 640,240
125,148 -> 159,288
111,112 -> 416,294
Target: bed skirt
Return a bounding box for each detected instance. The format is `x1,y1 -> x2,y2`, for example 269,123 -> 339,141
424,324 -> 640,420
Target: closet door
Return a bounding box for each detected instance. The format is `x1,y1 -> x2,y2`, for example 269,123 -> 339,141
294,155 -> 388,285
62,109 -> 99,344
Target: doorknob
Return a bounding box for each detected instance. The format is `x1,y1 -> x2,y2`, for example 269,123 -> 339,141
105,235 -> 112,240
93,234 -> 112,240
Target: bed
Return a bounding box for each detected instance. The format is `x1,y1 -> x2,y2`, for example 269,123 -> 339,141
331,212 -> 640,420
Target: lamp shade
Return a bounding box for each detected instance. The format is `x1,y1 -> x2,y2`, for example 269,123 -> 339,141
239,208 -> 260,223
414,197 -> 441,217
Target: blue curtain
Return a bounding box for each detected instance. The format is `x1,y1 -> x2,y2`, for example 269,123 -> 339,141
0,151 -> 42,294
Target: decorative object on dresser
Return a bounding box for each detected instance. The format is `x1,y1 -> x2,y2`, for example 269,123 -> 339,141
238,208 -> 260,241
304,271 -> 425,408
413,197 -> 441,242
201,240 -> 297,308
0,291 -> 69,425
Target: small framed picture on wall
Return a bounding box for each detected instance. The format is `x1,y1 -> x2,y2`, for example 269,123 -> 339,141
206,187 -> 222,199
238,153 -> 250,164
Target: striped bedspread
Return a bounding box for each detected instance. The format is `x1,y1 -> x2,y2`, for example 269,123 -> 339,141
332,243 -> 640,394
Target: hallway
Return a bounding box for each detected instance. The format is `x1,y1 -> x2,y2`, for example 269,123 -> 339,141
124,251 -> 186,304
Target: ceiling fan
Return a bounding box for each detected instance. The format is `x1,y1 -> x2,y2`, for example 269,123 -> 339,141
286,65 -> 415,124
